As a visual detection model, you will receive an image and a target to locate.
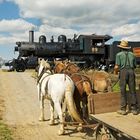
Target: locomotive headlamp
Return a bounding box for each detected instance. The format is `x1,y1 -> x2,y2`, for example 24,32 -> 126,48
16,42 -> 21,46
14,46 -> 18,51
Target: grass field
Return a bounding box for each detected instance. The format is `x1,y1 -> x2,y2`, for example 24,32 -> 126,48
0,121 -> 13,140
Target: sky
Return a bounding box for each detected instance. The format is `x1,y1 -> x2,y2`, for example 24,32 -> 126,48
0,0 -> 140,60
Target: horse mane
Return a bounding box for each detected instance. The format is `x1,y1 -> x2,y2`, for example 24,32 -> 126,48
53,62 -> 65,73
39,58 -> 51,70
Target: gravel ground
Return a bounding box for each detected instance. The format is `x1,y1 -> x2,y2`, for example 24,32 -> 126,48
0,70 -> 95,140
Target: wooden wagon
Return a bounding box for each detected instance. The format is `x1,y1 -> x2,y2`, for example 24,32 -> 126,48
88,89 -> 140,140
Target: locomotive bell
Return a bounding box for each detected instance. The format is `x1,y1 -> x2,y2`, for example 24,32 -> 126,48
39,35 -> 46,44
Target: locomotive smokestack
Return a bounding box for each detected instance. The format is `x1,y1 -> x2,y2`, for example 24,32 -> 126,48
29,30 -> 34,43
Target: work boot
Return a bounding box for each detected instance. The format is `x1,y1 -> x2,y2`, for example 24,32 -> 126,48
131,106 -> 139,115
117,110 -> 127,115
131,110 -> 138,115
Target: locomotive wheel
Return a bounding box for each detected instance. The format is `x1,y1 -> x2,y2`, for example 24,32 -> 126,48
16,68 -> 25,72
16,65 -> 26,72
96,124 -> 117,140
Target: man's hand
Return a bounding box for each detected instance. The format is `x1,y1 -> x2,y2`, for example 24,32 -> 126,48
114,64 -> 119,75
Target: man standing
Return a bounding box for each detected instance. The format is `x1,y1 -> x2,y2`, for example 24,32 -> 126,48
114,40 -> 138,115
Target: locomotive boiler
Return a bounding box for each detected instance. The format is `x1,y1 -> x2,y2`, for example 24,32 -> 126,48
7,30 -> 140,72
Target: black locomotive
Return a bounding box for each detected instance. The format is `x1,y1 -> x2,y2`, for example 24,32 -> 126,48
7,30 -> 140,72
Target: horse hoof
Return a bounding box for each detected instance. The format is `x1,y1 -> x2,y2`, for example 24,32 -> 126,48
49,120 -> 55,125
77,123 -> 83,131
39,117 -> 45,121
77,127 -> 83,131
58,130 -> 65,135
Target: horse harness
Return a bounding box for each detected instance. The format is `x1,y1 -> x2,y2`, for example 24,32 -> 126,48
37,67 -> 52,84
70,73 -> 91,87
37,67 -> 68,93
54,62 -> 91,87
37,67 -> 53,100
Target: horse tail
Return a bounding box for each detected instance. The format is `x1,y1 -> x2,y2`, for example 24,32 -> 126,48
83,81 -> 93,95
65,83 -> 84,123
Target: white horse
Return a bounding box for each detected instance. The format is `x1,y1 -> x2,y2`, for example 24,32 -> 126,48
37,59 -> 83,135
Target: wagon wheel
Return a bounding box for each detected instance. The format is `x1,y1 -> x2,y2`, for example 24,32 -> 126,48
96,124 -> 117,140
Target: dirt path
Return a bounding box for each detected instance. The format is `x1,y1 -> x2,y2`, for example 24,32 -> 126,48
0,70 -> 94,140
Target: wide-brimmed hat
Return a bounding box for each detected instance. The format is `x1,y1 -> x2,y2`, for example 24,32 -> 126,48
117,40 -> 131,49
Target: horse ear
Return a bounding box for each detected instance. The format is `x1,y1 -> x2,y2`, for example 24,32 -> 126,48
38,58 -> 42,64
62,60 -> 64,64
42,59 -> 46,64
45,59 -> 48,63
62,60 -> 66,65
54,59 -> 57,65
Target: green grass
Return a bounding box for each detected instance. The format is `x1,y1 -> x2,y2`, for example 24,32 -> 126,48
0,121 -> 13,140
113,82 -> 120,92
112,82 -> 139,92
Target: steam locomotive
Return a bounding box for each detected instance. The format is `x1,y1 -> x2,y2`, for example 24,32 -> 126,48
7,30 -> 140,72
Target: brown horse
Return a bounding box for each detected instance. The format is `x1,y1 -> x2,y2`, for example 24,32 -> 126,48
54,61 -> 93,122
54,60 -> 80,73
83,70 -> 113,93
54,61 -> 112,93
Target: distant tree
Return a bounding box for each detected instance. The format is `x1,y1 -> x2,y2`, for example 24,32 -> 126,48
0,57 -> 5,68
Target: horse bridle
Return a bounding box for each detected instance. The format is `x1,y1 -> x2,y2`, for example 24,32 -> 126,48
54,63 -> 65,73
37,67 -> 52,84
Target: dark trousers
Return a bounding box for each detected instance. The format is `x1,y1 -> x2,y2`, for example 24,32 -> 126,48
119,68 -> 137,110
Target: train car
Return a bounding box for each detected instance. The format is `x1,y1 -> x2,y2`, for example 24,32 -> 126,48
108,41 -> 140,65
